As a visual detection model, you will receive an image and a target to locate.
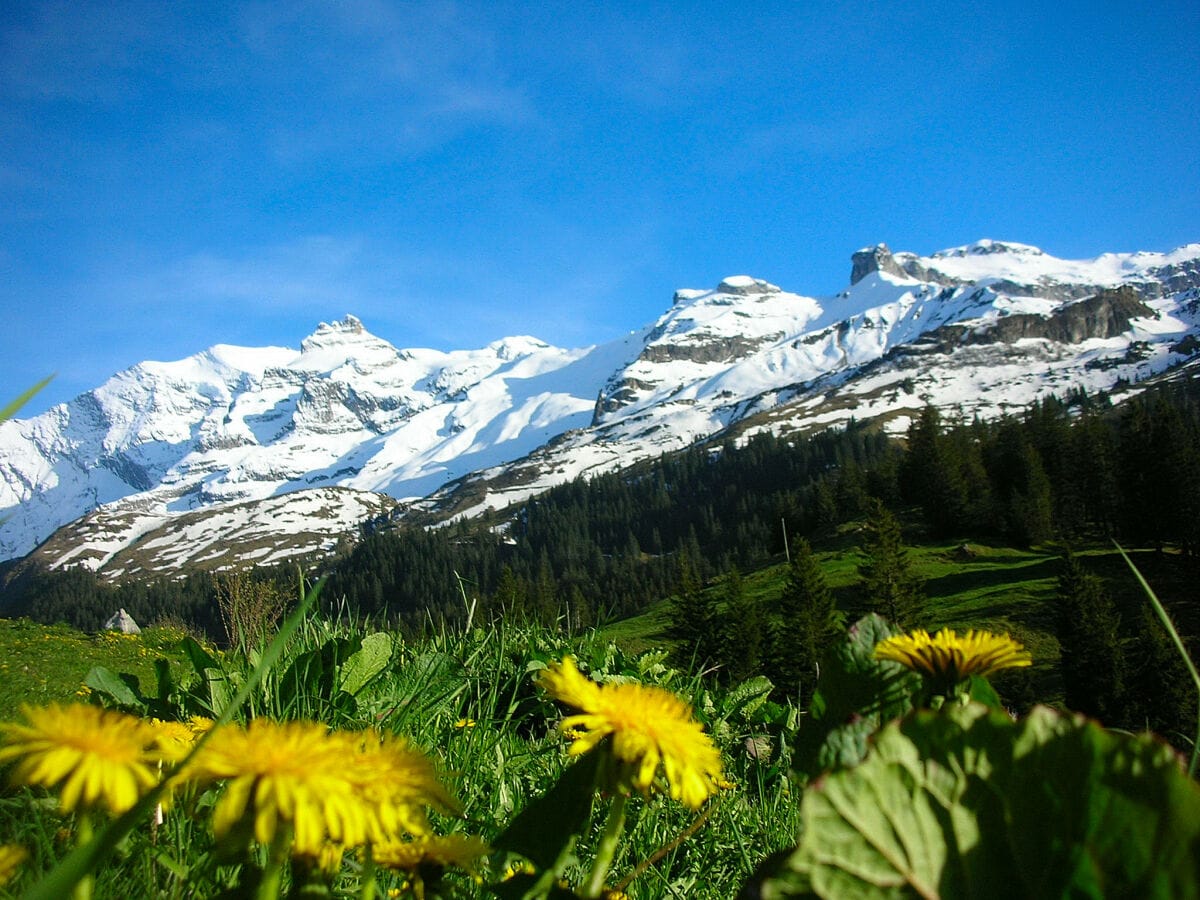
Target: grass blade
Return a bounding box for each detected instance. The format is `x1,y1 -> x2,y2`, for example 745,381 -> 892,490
1114,542 -> 1200,778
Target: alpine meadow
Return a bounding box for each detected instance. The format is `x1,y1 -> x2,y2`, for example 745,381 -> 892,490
1,237 -> 1199,898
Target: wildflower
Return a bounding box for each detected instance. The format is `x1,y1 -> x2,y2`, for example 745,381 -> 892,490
184,718 -> 373,856
373,835 -> 490,900
338,729 -> 461,843
874,627 -> 1032,697
373,833 -> 490,874
150,719 -> 200,763
502,860 -> 536,881
0,844 -> 27,886
295,841 -> 346,876
538,657 -> 723,809
0,703 -> 159,814
453,718 -> 476,729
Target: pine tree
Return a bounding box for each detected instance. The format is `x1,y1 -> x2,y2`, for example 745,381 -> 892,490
988,420 -> 1054,547
718,566 -> 763,683
857,499 -> 924,628
768,538 -> 842,702
669,549 -> 720,671
1055,551 -> 1126,723
1124,606 -> 1197,743
904,406 -> 969,537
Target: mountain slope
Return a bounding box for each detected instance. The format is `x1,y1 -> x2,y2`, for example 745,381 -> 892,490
3,240 -> 1198,579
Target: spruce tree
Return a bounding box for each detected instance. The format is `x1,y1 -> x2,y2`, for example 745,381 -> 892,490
719,566 -> 763,683
1124,606 -> 1197,744
904,406 -> 968,537
1055,551 -> 1126,723
769,538 -> 842,702
669,549 -> 720,671
857,499 -> 924,628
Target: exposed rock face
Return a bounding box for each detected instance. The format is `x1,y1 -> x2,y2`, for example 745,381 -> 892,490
717,276 -> 781,296
103,608 -> 141,634
914,286 -> 1154,353
640,334 -> 773,365
850,244 -> 909,284
984,286 -> 1152,344
1143,257 -> 1200,297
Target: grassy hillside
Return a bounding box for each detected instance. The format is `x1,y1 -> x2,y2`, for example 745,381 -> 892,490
0,619 -> 198,720
600,537 -> 1197,711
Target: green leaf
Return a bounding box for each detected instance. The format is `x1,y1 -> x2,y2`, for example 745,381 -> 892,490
792,614 -> 921,783
721,675 -> 775,722
965,673 -> 1003,709
493,749 -> 600,872
83,666 -> 145,711
751,703 -> 1200,899
179,637 -> 232,716
338,632 -> 393,696
181,636 -> 222,674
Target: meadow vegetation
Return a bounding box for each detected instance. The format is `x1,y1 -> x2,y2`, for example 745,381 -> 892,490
0,382 -> 1198,896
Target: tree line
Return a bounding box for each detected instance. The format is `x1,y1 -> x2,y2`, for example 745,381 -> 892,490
3,381 -> 1198,656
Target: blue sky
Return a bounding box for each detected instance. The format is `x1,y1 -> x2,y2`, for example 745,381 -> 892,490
3,0 -> 1198,417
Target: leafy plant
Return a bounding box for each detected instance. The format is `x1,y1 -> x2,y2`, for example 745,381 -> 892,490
750,703 -> 1200,898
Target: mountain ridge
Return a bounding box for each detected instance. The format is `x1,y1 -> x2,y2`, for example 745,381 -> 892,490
3,239 -> 1198,580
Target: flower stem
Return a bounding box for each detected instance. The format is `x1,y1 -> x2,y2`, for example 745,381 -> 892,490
359,845 -> 377,900
256,823 -> 293,900
583,792 -> 628,899
71,811 -> 94,900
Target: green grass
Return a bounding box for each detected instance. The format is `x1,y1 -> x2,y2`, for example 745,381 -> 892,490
0,615 -> 802,899
0,538 -> 1194,898
598,538 -> 1199,715
0,619 -> 198,720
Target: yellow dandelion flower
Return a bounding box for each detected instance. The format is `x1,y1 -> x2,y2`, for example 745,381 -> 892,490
502,860 -> 537,881
0,844 -> 28,886
537,657 -> 723,810
294,841 -> 346,876
0,703 -> 159,814
149,719 -> 200,763
453,718 -> 476,729
373,833 -> 490,874
874,628 -> 1032,691
184,719 -> 372,856
337,730 -> 460,843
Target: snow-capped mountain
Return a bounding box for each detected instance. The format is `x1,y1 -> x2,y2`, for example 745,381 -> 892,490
3,240 -> 1198,579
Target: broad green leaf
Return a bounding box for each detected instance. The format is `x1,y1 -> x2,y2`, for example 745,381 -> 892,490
792,614 -> 921,782
181,636 -> 222,674
753,703 -> 1200,899
338,631 -> 393,696
83,666 -> 144,711
721,675 -> 775,721
493,749 -> 600,873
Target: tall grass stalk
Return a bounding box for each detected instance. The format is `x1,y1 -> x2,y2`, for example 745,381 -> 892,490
1115,543 -> 1200,777
0,377 -> 53,424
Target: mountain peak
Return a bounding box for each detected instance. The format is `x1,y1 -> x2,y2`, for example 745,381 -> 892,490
850,244 -> 910,285
3,236 -> 1198,575
298,315 -> 400,372
307,314 -> 365,339
931,239 -> 1045,259
716,275 -> 781,296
